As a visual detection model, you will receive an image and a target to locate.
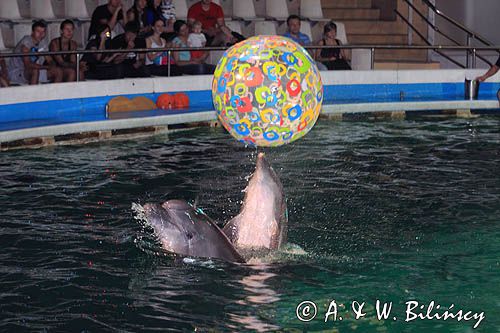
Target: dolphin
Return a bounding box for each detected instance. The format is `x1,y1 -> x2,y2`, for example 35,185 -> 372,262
142,200 -> 245,263
223,152 -> 288,251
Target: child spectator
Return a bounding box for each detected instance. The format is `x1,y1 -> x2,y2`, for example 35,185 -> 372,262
187,0 -> 231,46
172,20 -> 215,75
0,58 -> 9,87
49,20 -> 84,82
188,20 -> 206,60
8,20 -> 63,85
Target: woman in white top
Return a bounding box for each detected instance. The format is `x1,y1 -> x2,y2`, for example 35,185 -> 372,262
145,18 -> 180,76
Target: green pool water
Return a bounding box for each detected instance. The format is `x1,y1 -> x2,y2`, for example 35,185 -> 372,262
1,117 -> 499,332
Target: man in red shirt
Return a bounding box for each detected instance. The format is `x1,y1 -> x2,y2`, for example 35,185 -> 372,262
187,0 -> 231,45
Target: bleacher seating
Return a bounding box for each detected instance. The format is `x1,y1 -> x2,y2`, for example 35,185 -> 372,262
265,0 -> 289,21
0,30 -> 7,50
0,0 -> 23,20
65,1 -> 91,19
300,22 -> 313,43
225,20 -> 243,35
300,0 -> 329,22
12,23 -> 33,48
1,0 -> 366,79
232,0 -> 263,21
333,21 -> 348,45
254,21 -> 277,36
30,0 -> 57,19
173,0 -> 189,20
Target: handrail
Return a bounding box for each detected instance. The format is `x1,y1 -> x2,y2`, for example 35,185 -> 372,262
1,44 -> 498,79
1,45 -> 500,59
402,0 -> 495,68
404,0 -> 461,46
395,10 -> 465,68
421,0 -> 495,47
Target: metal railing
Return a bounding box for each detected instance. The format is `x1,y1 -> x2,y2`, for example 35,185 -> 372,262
1,44 -> 499,82
401,0 -> 498,68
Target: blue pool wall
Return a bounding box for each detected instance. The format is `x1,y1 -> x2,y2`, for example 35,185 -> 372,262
0,69 -> 499,128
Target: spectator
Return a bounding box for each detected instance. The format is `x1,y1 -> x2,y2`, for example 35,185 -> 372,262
88,0 -> 127,40
476,55 -> 500,82
159,0 -> 176,35
49,20 -> 84,82
145,18 -> 180,76
111,22 -> 150,78
315,22 -> 351,70
0,58 -> 9,87
187,0 -> 231,46
283,15 -> 311,46
8,20 -> 63,85
81,24 -> 124,80
172,20 -> 215,75
282,15 -> 328,71
127,0 -> 151,37
145,0 -> 163,26
188,20 -> 206,60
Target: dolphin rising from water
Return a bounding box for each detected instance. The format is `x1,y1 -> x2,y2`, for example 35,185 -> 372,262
139,153 -> 287,263
223,152 -> 288,251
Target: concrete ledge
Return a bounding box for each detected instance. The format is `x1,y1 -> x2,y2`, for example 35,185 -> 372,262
323,100 -> 500,114
0,110 -> 216,144
2,99 -> 499,151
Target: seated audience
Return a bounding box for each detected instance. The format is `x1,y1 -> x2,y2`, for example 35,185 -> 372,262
49,20 -> 84,82
0,58 -> 9,87
145,18 -> 180,76
283,15 -> 311,46
282,15 -> 327,71
8,20 -> 63,85
88,0 -> 127,40
81,24 -> 124,80
171,20 -> 215,75
111,22 -> 150,78
187,0 -> 232,46
188,20 -> 207,60
315,22 -> 351,70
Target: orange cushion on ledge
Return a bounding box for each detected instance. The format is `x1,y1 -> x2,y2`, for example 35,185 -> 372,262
173,93 -> 190,109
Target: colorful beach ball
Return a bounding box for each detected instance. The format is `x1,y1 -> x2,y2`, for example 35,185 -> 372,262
212,35 -> 323,147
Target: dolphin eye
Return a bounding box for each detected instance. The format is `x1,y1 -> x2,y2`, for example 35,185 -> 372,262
186,232 -> 194,240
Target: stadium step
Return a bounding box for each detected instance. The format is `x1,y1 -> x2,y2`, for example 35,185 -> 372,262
349,34 -> 408,45
374,61 -> 441,70
374,49 -> 429,62
317,0 -> 438,68
342,20 -> 407,35
321,0 -> 373,9
323,8 -> 381,20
